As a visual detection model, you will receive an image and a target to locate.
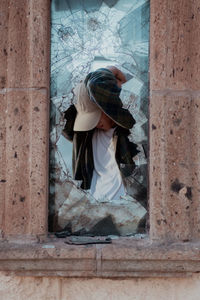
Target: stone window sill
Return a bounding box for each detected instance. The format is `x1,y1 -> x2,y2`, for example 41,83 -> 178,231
1,237 -> 200,278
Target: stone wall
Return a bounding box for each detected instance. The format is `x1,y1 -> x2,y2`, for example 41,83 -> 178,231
1,0 -> 200,298
1,273 -> 200,300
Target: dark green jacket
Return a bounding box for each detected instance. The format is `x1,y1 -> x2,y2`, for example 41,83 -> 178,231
63,105 -> 139,190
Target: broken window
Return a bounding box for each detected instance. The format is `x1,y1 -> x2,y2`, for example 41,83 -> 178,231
50,0 -> 149,237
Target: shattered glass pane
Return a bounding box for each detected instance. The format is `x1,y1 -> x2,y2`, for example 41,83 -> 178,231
50,0 -> 149,236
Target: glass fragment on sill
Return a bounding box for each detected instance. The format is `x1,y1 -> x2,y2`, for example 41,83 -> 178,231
50,0 -> 150,236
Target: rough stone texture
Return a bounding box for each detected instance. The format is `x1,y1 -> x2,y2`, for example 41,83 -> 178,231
149,0 -> 200,242
29,90 -> 49,235
0,0 -> 200,290
28,0 -> 51,88
0,273 -> 61,300
1,240 -> 200,278
149,93 -> 200,241
4,91 -> 31,235
3,90 -> 49,236
0,1 -> 8,238
0,1 -> 9,237
0,0 -> 8,90
0,0 -> 50,238
150,0 -> 200,90
1,273 -> 200,300
0,94 -> 6,237
53,276 -> 200,300
6,0 -> 50,88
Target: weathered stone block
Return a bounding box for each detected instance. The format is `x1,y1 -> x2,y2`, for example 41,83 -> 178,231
149,92 -> 200,241
0,0 -> 8,89
150,0 -> 200,90
6,0 -> 50,88
3,89 -> 48,236
0,94 -> 6,236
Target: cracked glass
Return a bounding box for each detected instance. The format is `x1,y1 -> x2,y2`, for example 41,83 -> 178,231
50,0 -> 149,236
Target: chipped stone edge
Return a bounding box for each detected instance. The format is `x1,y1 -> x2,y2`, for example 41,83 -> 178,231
0,239 -> 200,278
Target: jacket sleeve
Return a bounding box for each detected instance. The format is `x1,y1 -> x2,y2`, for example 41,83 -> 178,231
62,104 -> 77,142
115,127 -> 140,177
72,131 -> 94,190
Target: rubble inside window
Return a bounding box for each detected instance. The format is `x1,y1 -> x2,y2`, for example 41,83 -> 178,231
50,0 -> 149,237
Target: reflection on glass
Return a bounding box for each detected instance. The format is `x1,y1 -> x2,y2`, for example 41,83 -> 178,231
50,0 -> 149,236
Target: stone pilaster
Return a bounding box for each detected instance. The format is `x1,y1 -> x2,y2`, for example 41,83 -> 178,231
0,0 -> 50,238
149,0 -> 200,241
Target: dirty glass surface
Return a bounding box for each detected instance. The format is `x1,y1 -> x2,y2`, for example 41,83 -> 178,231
50,0 -> 149,236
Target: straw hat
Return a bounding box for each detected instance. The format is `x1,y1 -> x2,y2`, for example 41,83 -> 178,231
73,82 -> 102,131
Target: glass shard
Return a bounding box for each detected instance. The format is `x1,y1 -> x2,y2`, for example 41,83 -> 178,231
50,0 -> 149,236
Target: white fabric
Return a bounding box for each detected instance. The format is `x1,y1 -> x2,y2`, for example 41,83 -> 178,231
90,128 -> 126,200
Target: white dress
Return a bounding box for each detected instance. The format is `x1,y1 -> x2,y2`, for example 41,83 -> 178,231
90,128 -> 126,200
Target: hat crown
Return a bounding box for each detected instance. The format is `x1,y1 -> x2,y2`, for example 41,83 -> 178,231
73,82 -> 102,131
74,83 -> 101,113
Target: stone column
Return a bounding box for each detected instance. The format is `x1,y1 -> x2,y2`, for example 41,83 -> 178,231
0,0 -> 50,238
149,0 -> 200,241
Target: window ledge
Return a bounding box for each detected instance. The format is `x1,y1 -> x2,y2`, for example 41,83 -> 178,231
1,237 -> 200,278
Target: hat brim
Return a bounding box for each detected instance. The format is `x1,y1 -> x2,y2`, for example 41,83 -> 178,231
73,109 -> 102,131
89,92 -> 135,129
85,69 -> 135,129
94,102 -> 135,129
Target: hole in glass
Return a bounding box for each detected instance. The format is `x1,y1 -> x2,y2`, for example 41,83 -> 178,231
50,0 -> 149,237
